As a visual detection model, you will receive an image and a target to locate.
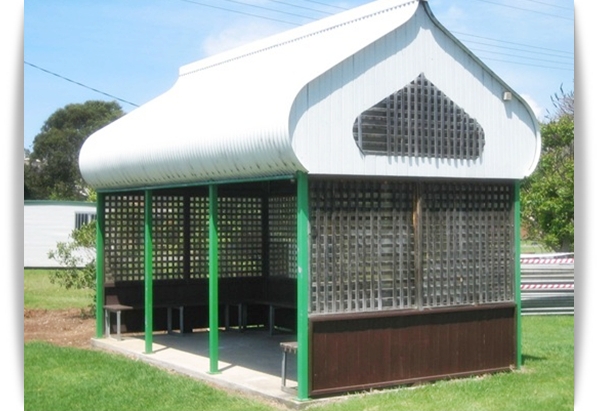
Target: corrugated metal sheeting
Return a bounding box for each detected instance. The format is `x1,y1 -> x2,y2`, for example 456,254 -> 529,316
290,3 -> 540,179
521,254 -> 574,315
79,0 -> 540,191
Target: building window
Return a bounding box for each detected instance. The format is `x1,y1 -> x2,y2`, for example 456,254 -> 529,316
75,211 -> 96,229
353,73 -> 485,160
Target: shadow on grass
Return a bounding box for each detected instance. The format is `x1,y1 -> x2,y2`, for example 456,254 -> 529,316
522,353 -> 545,365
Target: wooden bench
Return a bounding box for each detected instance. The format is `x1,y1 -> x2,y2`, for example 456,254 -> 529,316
280,341 -> 298,392
104,301 -> 244,340
241,299 -> 296,335
104,302 -> 190,341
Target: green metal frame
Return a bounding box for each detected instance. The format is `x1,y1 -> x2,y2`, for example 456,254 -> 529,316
296,172 -> 310,400
96,177 -> 308,393
95,193 -> 105,339
208,184 -> 220,374
144,190 -> 154,354
514,181 -> 522,369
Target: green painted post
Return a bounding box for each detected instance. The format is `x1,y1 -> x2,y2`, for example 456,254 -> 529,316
514,182 -> 522,369
208,184 -> 220,374
144,190 -> 154,354
95,193 -> 105,339
296,172 -> 310,400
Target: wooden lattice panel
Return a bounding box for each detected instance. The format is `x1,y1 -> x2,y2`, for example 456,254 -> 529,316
310,180 -> 415,314
268,195 -> 297,278
353,73 -> 485,159
309,179 -> 514,315
152,194 -> 186,281
420,182 -> 514,308
104,193 -> 145,282
219,196 -> 263,278
189,194 -> 209,279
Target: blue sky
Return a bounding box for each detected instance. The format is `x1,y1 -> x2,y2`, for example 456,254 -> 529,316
22,0 -> 574,151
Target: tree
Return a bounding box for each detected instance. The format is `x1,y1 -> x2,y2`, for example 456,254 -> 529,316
24,100 -> 124,200
521,87 -> 574,252
47,221 -> 97,311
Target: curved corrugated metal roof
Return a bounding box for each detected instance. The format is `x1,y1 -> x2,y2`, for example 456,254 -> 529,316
80,0 -> 421,190
79,0 -> 540,190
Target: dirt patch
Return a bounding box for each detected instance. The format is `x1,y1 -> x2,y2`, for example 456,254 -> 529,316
24,308 -> 96,349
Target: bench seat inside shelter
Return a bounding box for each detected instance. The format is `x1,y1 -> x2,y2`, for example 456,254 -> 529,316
103,277 -> 297,339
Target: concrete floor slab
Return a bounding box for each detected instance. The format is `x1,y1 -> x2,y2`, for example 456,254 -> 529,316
91,328 -> 336,409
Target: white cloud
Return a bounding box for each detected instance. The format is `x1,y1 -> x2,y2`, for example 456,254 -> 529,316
520,93 -> 544,121
201,20 -> 286,57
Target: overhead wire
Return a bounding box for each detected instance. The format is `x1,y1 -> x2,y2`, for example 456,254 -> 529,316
24,61 -> 140,108
475,56 -> 573,71
266,0 -> 334,16
452,31 -> 574,57
178,0 -> 301,26
217,0 -> 319,21
471,0 -> 573,21
299,0 -> 349,11
28,0 -> 574,103
509,0 -> 572,11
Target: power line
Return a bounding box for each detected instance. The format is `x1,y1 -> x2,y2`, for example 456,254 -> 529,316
463,40 -> 574,61
24,61 -> 140,108
178,0 -> 301,26
470,47 -> 573,67
453,31 -> 574,56
266,0 -> 333,16
476,55 -> 574,72
471,0 -> 574,21
218,0 -> 318,21
518,0 -> 572,11
300,0 -> 349,12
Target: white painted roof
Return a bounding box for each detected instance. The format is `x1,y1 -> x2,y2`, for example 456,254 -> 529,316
79,0 -> 540,190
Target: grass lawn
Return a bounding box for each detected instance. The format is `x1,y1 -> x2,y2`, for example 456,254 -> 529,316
24,341 -> 276,411
24,269 -> 574,411
24,269 -> 91,310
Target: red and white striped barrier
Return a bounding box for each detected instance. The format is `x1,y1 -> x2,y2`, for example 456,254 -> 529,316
520,254 -> 574,314
521,283 -> 574,290
520,257 -> 574,265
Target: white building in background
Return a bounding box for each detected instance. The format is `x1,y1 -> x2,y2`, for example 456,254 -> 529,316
24,201 -> 96,268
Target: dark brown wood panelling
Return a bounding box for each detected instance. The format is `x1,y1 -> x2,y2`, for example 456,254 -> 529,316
309,304 -> 515,396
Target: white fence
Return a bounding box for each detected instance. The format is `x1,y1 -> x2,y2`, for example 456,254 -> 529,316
520,253 -> 574,315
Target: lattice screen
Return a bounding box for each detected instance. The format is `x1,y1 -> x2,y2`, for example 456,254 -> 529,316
219,196 -> 263,278
152,194 -> 186,281
309,179 -> 514,315
268,195 -> 297,278
420,182 -> 514,307
104,193 -> 145,282
310,180 -> 415,313
189,193 -> 209,279
353,73 -> 485,159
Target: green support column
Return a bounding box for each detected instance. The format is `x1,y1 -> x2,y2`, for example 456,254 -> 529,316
296,172 -> 310,400
208,184 -> 220,374
144,190 -> 154,354
514,182 -> 522,369
95,193 -> 105,339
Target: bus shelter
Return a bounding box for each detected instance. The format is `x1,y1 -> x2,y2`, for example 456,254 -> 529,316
80,0 -> 541,399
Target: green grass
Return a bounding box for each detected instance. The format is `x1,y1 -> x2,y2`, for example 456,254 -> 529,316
24,269 -> 573,411
520,240 -> 551,254
24,269 -> 92,310
24,341 -> 276,411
